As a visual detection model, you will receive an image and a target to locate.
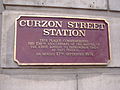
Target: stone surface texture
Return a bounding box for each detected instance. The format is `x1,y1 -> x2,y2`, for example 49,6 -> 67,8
0,0 -> 3,13
1,0 -> 120,90
109,0 -> 120,11
0,73 -> 76,90
3,0 -> 107,10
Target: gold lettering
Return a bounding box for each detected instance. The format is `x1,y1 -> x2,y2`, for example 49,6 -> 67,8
41,20 -> 48,27
80,22 -> 87,29
43,29 -> 50,35
79,30 -> 86,37
34,20 -> 41,27
26,20 -> 34,27
67,22 -> 74,28
48,21 -> 55,27
19,20 -> 26,26
50,29 -> 57,35
72,30 -> 79,36
100,23 -> 105,29
54,21 -> 62,27
74,22 -> 79,28
55,29 -> 62,36
43,29 -> 85,37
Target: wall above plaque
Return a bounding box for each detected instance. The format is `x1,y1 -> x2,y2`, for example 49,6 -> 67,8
14,15 -> 110,65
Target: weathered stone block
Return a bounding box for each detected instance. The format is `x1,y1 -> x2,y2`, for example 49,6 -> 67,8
101,74 -> 120,90
0,73 -> 76,90
3,0 -> 107,10
109,0 -> 120,11
78,74 -> 120,90
78,74 -> 102,90
108,17 -> 120,67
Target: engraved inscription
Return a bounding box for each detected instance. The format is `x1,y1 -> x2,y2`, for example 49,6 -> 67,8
14,15 -> 110,65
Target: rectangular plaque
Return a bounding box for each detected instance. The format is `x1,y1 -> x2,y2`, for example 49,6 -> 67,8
14,15 -> 110,65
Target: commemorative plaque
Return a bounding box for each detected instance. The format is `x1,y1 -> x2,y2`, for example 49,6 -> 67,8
14,15 -> 110,65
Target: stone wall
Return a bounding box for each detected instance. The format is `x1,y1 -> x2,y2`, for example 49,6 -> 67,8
0,0 -> 120,90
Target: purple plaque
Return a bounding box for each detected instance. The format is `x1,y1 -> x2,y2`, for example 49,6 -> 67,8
14,15 -> 110,65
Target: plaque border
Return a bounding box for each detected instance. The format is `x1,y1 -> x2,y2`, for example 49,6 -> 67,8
14,15 -> 111,65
